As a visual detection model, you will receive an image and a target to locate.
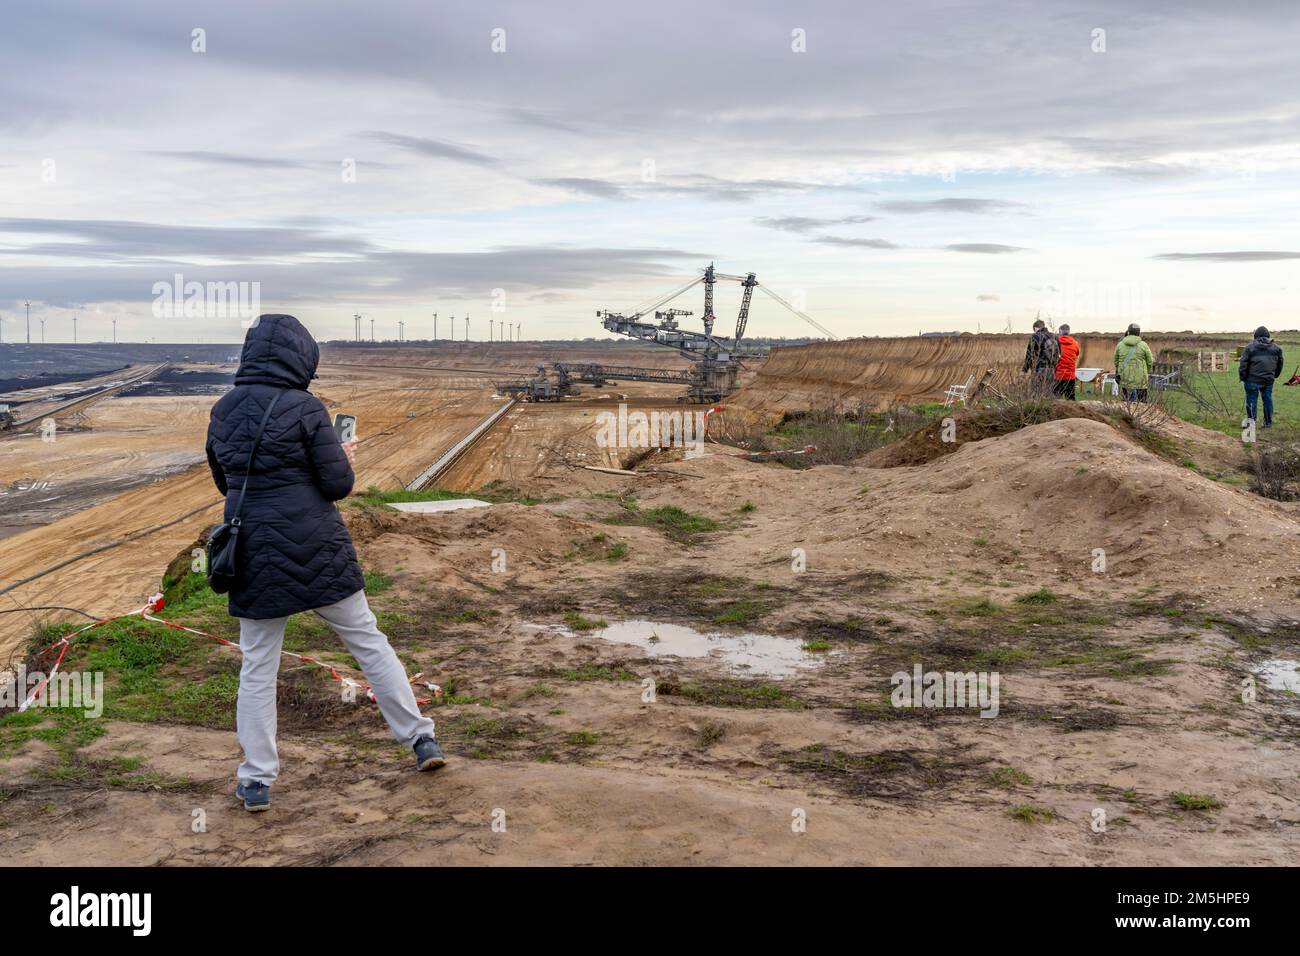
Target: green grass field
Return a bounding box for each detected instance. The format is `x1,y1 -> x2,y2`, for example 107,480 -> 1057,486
1102,335 -> 1300,437
1162,370 -> 1300,437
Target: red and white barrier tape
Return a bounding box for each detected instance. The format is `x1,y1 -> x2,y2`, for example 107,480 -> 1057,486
18,594 -> 442,711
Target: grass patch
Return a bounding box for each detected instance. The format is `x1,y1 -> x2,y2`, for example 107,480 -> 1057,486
563,610 -> 608,632
1172,791 -> 1224,812
0,708 -> 105,761
350,485 -> 475,508
436,713 -> 527,760
958,597 -> 1001,617
549,663 -> 638,682
363,569 -> 394,594
1015,587 -> 1058,606
608,502 -> 722,544
658,678 -> 807,710
1044,647 -> 1172,679
563,533 -> 628,562
711,599 -> 767,626
1009,804 -> 1057,824
991,766 -> 1033,788
696,721 -> 727,748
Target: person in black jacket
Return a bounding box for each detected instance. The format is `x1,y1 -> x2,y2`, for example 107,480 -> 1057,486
1021,318 -> 1059,394
206,314 -> 445,812
1239,326 -> 1284,428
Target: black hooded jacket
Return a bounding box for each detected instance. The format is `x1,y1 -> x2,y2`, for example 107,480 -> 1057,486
1240,332 -> 1284,386
205,315 -> 364,619
1022,326 -> 1060,374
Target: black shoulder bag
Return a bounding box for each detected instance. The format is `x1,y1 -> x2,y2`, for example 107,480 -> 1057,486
207,391 -> 282,594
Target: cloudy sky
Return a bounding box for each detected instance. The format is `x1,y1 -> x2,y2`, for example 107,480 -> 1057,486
1,0 -> 1298,344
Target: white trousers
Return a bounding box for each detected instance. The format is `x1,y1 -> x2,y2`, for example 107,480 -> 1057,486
235,589 -> 435,785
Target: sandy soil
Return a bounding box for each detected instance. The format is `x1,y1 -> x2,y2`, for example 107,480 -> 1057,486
0,362 -> 501,651
3,341 -> 1299,866
438,381 -> 700,492
0,345 -> 700,652
0,396 -> 211,539
3,408 -> 1298,865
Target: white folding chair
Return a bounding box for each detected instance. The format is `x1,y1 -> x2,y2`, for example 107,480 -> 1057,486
943,374 -> 975,407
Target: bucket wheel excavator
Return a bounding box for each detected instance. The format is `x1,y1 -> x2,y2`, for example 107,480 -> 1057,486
585,263 -> 835,404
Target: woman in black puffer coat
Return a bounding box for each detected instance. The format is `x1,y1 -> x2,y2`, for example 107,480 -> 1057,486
206,313 -> 362,617
206,314 -> 444,812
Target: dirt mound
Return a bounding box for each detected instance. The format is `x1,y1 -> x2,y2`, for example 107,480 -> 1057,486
641,416 -> 1300,613
871,418 -> 1294,573
865,402 -> 1115,467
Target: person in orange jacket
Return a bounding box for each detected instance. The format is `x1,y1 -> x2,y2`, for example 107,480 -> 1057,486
1054,323 -> 1080,400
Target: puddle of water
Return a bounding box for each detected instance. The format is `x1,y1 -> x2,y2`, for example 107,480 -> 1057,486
1256,658 -> 1300,694
388,498 -> 491,514
585,619 -> 823,678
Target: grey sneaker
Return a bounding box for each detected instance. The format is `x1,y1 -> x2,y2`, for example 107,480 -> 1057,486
235,780 -> 271,812
413,734 -> 446,772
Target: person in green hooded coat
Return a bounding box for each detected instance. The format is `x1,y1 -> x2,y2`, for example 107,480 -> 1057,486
1113,324 -> 1155,402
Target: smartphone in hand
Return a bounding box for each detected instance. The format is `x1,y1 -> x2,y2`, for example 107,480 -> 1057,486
333,413 -> 357,444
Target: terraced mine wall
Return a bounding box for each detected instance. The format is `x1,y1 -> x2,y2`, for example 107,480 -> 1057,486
727,332 -> 1254,421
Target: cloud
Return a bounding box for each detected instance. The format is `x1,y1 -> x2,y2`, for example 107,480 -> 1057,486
813,236 -> 898,249
500,108 -> 583,134
755,215 -> 877,233
533,177 -> 629,200
945,243 -> 1029,254
976,293 -> 1000,302
149,151 -> 312,170
0,217 -> 373,260
365,131 -> 496,166
3,1 -> 1300,336
363,246 -> 704,293
528,175 -> 871,204
645,175 -> 871,203
877,198 -> 1028,214
0,242 -> 706,309
1152,251 -> 1300,261
528,290 -> 577,303
1095,162 -> 1204,181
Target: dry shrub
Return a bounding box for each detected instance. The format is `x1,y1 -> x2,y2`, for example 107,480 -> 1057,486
1244,429 -> 1300,501
756,400 -> 943,468
1096,386 -> 1174,442
1176,368 -> 1239,420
